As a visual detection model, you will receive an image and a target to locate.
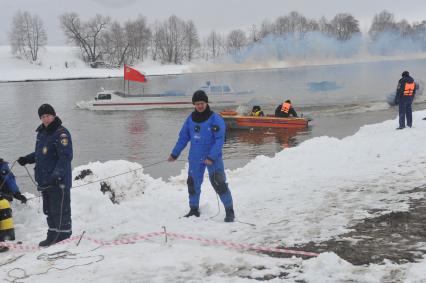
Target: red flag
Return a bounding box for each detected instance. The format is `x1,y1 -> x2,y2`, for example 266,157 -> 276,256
124,65 -> 147,83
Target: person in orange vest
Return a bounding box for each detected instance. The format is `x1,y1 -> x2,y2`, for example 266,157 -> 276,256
250,105 -> 264,117
395,71 -> 416,129
275,100 -> 298,118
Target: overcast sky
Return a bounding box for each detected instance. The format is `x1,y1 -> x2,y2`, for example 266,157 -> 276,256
1,0 -> 426,45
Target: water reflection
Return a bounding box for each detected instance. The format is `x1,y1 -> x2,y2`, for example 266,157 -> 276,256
127,112 -> 147,162
226,127 -> 311,150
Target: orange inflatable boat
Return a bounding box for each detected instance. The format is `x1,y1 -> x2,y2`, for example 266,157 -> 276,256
220,111 -> 310,129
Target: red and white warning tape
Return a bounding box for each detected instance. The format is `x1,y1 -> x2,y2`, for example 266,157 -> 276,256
0,231 -> 319,257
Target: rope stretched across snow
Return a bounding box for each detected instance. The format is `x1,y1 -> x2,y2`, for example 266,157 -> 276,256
0,229 -> 319,257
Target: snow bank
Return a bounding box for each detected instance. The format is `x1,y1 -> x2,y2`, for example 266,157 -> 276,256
3,111 -> 426,282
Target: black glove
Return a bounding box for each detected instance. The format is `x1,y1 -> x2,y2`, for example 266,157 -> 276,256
17,157 -> 28,166
13,192 -> 27,204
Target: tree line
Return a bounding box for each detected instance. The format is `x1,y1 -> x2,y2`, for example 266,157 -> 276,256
8,10 -> 426,67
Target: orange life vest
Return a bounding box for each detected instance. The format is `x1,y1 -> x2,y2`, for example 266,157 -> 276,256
281,102 -> 291,113
403,82 -> 415,96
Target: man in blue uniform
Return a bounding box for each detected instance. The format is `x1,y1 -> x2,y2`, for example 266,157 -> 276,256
168,90 -> 235,222
395,71 -> 416,129
17,104 -> 73,246
0,159 -> 27,252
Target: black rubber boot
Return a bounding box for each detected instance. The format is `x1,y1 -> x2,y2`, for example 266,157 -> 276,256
184,207 -> 200,218
39,232 -> 57,247
39,238 -> 54,247
224,208 -> 235,222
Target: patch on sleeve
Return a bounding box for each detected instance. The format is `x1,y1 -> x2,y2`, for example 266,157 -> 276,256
60,133 -> 68,138
60,137 -> 69,146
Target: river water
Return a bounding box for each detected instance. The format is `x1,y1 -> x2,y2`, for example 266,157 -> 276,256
1,59 -> 426,192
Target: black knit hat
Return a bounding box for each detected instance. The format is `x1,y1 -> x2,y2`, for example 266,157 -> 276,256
402,71 -> 409,77
38,104 -> 56,118
192,90 -> 208,104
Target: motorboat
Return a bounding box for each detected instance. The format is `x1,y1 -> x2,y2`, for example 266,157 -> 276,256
76,83 -> 255,111
76,90 -> 191,111
220,111 -> 310,130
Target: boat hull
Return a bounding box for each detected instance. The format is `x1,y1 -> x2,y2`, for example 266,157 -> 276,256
221,114 -> 309,130
77,93 -> 255,111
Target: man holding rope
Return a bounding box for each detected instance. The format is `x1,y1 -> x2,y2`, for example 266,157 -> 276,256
17,104 -> 73,247
168,90 -> 235,222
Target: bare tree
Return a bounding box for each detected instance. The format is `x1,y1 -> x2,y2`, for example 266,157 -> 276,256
204,30 -> 225,61
259,19 -> 273,39
273,11 -> 317,37
274,15 -> 290,35
396,19 -> 414,38
318,16 -> 334,36
330,13 -> 360,41
59,13 -> 110,66
152,15 -> 188,64
369,10 -> 397,40
125,15 -> 151,62
248,24 -> 260,43
9,11 -> 47,62
101,21 -> 130,67
413,21 -> 426,50
184,20 -> 200,62
226,29 -> 247,55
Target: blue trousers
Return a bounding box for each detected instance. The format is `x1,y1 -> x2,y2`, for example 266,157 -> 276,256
399,97 -> 414,128
42,186 -> 72,239
187,159 -> 233,209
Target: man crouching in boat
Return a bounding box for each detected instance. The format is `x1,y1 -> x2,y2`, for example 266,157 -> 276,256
0,158 -> 27,252
250,105 -> 265,117
275,99 -> 298,118
168,90 -> 235,222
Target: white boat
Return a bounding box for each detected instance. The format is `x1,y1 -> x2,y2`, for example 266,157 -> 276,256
76,83 -> 255,111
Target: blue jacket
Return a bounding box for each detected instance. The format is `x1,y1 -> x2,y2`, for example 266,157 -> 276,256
25,117 -> 73,190
172,112 -> 226,162
0,160 -> 20,194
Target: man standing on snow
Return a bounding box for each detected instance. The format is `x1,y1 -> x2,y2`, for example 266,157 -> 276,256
17,104 -> 73,246
395,71 -> 416,129
168,90 -> 235,222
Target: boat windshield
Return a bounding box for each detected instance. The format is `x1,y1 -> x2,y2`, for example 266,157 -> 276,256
97,93 -> 111,100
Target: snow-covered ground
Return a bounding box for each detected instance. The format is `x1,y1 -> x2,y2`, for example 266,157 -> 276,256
2,111 -> 426,282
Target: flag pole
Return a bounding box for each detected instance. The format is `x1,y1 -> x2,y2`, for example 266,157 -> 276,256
123,65 -> 126,96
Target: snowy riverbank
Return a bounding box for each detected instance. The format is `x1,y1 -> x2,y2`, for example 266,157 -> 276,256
2,110 -> 426,282
1,45 -> 426,83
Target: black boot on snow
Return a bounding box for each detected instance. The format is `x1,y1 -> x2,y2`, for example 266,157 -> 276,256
224,208 -> 235,222
39,232 -> 57,247
184,207 -> 200,218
